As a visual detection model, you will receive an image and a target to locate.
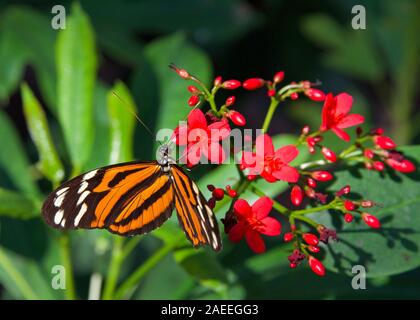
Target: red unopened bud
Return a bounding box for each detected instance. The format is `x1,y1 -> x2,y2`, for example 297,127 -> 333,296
225,96 -> 235,106
307,178 -> 317,188
290,92 -> 299,100
308,256 -> 325,276
321,147 -> 337,162
212,188 -> 225,200
170,65 -> 190,79
290,185 -> 303,206
307,137 -> 316,147
371,127 -> 384,135
214,76 -> 222,87
364,148 -> 374,159
344,213 -> 354,223
375,136 -> 396,150
222,80 -> 241,90
273,71 -> 284,83
283,232 -> 294,242
207,197 -> 216,209
302,125 -> 310,135
226,185 -> 238,198
188,85 -> 199,94
308,245 -> 320,253
344,200 -> 356,211
247,174 -> 257,181
356,127 -> 363,136
305,186 -> 316,198
305,88 -> 325,101
336,185 -> 351,196
243,78 -> 265,90
227,111 -> 246,126
303,233 -> 319,245
207,184 -> 215,192
386,158 -> 416,173
267,89 -> 276,97
373,161 -> 385,171
311,171 -> 333,182
362,213 -> 381,229
188,95 -> 200,107
361,200 -> 374,208
289,262 -> 297,269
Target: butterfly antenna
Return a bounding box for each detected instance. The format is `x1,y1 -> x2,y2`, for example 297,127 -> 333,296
111,91 -> 160,145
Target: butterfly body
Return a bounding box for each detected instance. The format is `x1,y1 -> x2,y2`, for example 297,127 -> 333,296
42,146 -> 222,251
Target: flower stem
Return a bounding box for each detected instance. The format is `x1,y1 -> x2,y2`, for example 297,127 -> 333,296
102,237 -> 125,300
113,237 -> 181,299
58,233 -> 76,300
262,98 -> 280,133
291,200 -> 337,216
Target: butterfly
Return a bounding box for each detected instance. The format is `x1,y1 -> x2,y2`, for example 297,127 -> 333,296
41,145 -> 222,251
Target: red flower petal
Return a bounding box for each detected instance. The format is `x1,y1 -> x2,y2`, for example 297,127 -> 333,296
335,93 -> 353,116
186,143 -> 202,166
256,134 -> 274,157
274,145 -> 299,164
234,199 -> 252,218
332,127 -> 351,142
208,120 -> 231,141
320,93 -> 335,131
245,230 -> 266,253
337,114 -> 365,129
206,142 -> 225,164
188,109 -> 207,129
228,222 -> 246,242
272,165 -> 300,183
252,196 -> 273,219
259,217 -> 281,236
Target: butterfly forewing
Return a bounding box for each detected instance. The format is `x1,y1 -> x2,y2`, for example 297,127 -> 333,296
42,161 -> 222,251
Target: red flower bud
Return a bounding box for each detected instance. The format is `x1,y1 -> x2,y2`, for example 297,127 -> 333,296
188,95 -> 200,107
371,127 -> 384,135
225,96 -> 235,106
207,184 -> 215,192
290,185 -> 303,206
373,161 -> 385,171
305,186 -> 316,198
243,78 -> 265,90
267,89 -> 276,97
344,200 -> 356,211
364,148 -> 374,159
188,85 -> 199,94
356,127 -> 363,136
207,197 -> 216,209
361,200 -> 374,208
305,88 -> 326,101
170,64 -> 190,79
311,171 -> 333,182
321,147 -> 337,162
212,188 -> 225,200
226,185 -> 238,198
308,245 -> 320,253
227,111 -> 246,126
214,76 -> 222,87
386,158 -> 416,173
307,178 -> 317,188
247,174 -> 257,181
307,137 -> 316,147
336,185 -> 351,196
283,232 -> 294,242
344,213 -> 354,223
303,233 -> 319,245
273,71 -> 285,83
362,213 -> 381,229
290,92 -> 299,100
375,136 -> 396,150
308,256 -> 325,276
302,125 -> 310,135
289,262 -> 297,269
222,80 -> 241,89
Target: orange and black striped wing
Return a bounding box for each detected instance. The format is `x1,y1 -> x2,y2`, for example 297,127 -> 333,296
42,161 -> 175,236
170,165 -> 222,251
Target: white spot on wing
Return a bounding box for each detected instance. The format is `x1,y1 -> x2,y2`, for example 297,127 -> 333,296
60,218 -> 66,227
77,191 -> 90,206
54,210 -> 64,225
56,187 -> 69,196
74,203 -> 88,227
54,192 -> 67,207
78,181 -> 89,194
192,182 -> 199,194
205,205 -> 215,227
211,231 -> 219,247
83,170 -> 98,180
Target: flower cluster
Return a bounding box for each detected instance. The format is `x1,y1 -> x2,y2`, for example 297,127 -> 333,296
171,65 -> 416,277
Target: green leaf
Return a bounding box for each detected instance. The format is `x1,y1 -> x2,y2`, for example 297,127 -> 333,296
107,81 -> 137,163
0,110 -> 41,199
56,2 -> 97,172
132,32 -> 212,150
301,14 -> 385,81
21,83 -> 64,185
312,145 -> 420,277
0,188 -> 38,219
0,6 -> 56,106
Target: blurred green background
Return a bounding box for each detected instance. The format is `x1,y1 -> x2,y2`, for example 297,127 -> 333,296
0,0 -> 419,299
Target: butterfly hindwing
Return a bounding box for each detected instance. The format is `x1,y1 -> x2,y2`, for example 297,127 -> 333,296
42,161 -> 175,236
171,165 -> 222,251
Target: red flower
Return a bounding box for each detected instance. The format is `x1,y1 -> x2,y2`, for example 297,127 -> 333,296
228,197 -> 281,253
241,134 -> 299,183
320,93 -> 365,141
174,109 -> 231,166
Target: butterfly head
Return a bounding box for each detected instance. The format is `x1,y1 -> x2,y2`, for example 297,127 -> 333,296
157,144 -> 175,170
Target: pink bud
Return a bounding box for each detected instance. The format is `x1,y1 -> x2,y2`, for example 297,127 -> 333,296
305,88 -> 325,101
222,80 -> 241,90
321,147 -> 337,162
362,213 -> 381,229
273,71 -> 284,83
